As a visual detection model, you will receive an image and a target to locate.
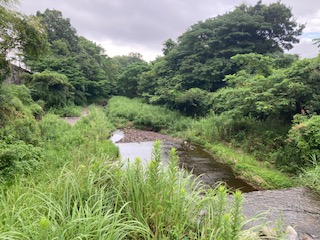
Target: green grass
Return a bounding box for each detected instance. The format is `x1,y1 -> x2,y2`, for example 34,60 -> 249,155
1,103 -> 266,239
206,143 -> 294,189
106,96 -> 192,133
299,155 -> 320,193
48,104 -> 82,117
0,140 -> 257,239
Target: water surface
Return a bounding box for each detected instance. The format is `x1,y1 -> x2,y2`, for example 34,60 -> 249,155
111,130 -> 256,192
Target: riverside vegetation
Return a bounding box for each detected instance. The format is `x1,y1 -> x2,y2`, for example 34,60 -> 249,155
0,85 -> 253,239
2,0 -> 320,238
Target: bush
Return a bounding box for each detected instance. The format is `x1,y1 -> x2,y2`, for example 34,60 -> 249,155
0,84 -> 42,126
287,114 -> 320,167
29,71 -> 75,108
174,88 -> 212,116
0,117 -> 41,145
38,114 -> 72,142
48,104 -> 82,117
0,140 -> 43,182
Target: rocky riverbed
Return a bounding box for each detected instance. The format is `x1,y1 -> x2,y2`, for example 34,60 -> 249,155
242,187 -> 320,240
115,128 -> 181,143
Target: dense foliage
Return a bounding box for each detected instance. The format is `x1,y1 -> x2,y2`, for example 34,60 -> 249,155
0,0 -> 48,81
25,9 -> 117,105
0,91 -> 254,238
2,0 -> 320,237
125,1 -> 304,116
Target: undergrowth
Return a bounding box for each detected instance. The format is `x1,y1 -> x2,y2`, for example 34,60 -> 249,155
0,141 -> 256,239
106,96 -> 192,133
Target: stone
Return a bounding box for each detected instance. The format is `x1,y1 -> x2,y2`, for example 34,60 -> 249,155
302,234 -> 314,240
284,226 -> 298,240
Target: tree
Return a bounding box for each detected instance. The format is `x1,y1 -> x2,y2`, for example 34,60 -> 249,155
116,62 -> 151,98
162,39 -> 176,55
174,1 -> 304,88
29,71 -> 74,108
36,9 -> 78,52
0,1 -> 48,80
112,52 -> 145,74
138,1 -> 304,114
26,9 -> 116,104
313,38 -> 320,48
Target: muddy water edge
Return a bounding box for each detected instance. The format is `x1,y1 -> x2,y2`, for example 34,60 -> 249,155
110,129 -> 256,193
111,129 -> 320,239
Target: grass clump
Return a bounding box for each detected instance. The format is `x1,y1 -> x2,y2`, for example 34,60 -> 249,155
206,143 -> 293,189
48,104 -> 82,117
106,96 -> 192,132
299,155 -> 320,193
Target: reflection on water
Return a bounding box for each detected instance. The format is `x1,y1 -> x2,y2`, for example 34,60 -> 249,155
111,130 -> 256,193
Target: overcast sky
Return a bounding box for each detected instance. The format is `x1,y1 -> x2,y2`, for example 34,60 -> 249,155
19,0 -> 320,61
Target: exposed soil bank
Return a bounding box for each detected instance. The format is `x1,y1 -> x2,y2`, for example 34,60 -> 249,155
242,187 -> 320,239
116,128 -> 181,143
62,108 -> 88,125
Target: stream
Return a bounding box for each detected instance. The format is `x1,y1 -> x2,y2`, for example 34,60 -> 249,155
63,113 -> 320,239
110,129 -> 320,239
110,129 -> 256,192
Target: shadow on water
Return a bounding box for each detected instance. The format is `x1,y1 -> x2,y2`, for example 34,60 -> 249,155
174,144 -> 256,193
110,130 -> 256,193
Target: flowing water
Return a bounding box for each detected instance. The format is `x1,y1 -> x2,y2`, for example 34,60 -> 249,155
110,129 -> 320,238
110,130 -> 256,193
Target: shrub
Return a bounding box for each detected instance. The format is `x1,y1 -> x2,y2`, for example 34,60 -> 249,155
29,71 -> 74,108
0,117 -> 41,145
174,88 -> 212,116
287,114 -> 320,166
0,84 -> 41,126
48,104 -> 82,117
0,140 -> 43,182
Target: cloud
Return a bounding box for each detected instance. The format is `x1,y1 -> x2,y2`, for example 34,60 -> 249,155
18,0 -> 320,61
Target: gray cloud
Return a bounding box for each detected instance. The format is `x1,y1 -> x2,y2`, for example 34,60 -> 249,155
19,0 -> 320,60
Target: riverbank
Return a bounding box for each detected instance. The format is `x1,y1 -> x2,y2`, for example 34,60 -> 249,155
112,127 -> 320,239
106,96 -> 294,190
116,128 -> 181,143
62,104 -> 320,239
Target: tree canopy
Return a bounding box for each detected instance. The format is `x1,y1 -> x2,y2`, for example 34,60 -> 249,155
0,1 -> 48,80
132,1 -> 304,115
25,9 -> 116,104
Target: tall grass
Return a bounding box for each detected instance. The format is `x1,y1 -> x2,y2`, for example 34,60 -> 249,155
106,96 -> 192,133
48,104 -> 82,117
206,143 -> 293,189
1,141 -> 253,239
299,155 -> 320,193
